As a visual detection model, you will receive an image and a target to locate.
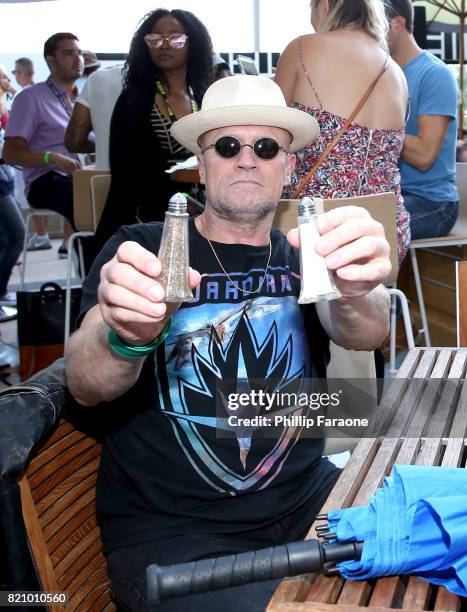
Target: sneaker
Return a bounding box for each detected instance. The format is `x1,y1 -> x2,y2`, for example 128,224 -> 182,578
0,340 -> 19,369
0,306 -> 17,323
0,292 -> 17,306
27,234 -> 52,251
58,245 -> 68,259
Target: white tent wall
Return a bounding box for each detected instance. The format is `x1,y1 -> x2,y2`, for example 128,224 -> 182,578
0,0 -> 312,84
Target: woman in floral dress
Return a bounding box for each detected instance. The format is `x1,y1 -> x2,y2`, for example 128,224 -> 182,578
275,0 -> 410,264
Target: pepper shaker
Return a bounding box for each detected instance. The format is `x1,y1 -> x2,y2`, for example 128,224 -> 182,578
298,197 -> 341,304
157,192 -> 193,302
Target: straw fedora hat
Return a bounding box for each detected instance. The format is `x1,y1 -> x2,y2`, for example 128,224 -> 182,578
170,75 -> 319,154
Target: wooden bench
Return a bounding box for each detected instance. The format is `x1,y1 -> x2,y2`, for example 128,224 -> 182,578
18,419 -> 115,611
268,347 -> 467,612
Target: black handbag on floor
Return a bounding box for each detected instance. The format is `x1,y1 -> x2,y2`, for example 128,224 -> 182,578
16,282 -> 82,380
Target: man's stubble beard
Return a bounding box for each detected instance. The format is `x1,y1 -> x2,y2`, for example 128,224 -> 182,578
208,196 -> 277,224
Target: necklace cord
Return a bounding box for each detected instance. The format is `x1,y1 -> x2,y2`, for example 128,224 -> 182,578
199,218 -> 272,295
156,80 -> 198,120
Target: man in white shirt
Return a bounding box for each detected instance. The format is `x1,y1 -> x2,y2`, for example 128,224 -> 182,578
65,65 -> 123,170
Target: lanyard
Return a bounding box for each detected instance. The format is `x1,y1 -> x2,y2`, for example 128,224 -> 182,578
46,76 -> 72,117
155,80 -> 198,120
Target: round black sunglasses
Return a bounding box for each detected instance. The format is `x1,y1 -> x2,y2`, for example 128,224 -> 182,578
200,136 -> 289,160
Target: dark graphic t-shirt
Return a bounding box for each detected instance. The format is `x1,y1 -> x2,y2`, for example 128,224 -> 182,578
80,218 -> 331,552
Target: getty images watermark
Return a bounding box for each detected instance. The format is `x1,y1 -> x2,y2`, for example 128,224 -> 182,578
216,378 -> 377,438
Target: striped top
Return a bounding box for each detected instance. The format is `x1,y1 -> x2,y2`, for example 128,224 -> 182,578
150,103 -> 192,160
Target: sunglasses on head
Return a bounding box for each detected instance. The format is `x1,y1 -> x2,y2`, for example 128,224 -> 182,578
200,136 -> 289,160
144,33 -> 188,49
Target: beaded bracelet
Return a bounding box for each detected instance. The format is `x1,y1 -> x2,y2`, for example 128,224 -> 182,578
108,319 -> 172,359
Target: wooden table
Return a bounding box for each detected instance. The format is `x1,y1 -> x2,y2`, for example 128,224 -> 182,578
268,347 -> 467,612
169,168 -> 200,183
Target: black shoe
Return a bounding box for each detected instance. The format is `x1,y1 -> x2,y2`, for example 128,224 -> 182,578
0,306 -> 17,323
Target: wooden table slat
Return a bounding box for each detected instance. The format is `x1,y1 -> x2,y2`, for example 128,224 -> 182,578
394,349 -> 424,379
402,576 -> 432,610
310,439 -> 380,519
368,577 -> 401,608
404,353 -> 452,438
268,603 -> 434,612
366,351 -> 422,440
267,576 -> 314,608
416,351 -> 467,466
442,382 -> 467,467
415,438 -> 444,467
352,436 -> 403,507
395,353 -> 452,466
434,586 -> 462,611
394,437 -> 421,466
336,580 -> 371,606
446,350 -> 467,378
304,576 -> 343,604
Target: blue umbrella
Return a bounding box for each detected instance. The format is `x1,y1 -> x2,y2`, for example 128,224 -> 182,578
145,464 -> 467,604
327,464 -> 467,597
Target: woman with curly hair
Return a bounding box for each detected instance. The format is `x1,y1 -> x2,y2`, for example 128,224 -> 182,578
94,8 -> 213,251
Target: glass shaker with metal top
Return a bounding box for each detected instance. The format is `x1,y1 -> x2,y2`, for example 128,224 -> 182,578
298,197 -> 341,304
157,192 -> 193,302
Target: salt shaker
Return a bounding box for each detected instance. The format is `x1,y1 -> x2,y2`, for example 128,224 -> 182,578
298,197 -> 341,304
157,192 -> 193,302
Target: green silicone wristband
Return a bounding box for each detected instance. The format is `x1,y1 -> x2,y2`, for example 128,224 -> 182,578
108,319 -> 172,359
43,151 -> 52,165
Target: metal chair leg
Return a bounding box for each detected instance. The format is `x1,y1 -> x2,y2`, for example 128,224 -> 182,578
389,292 -> 397,376
387,288 -> 415,347
386,287 -> 416,376
19,214 -> 33,289
409,248 -> 431,347
65,231 -> 93,345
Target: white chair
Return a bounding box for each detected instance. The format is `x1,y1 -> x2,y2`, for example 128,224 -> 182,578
408,162 -> 467,346
64,171 -> 111,344
275,192 -> 414,372
19,209 -> 64,289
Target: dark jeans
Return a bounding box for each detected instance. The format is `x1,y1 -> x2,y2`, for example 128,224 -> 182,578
106,460 -> 340,612
27,171 -> 75,228
0,194 -> 25,294
402,191 -> 458,240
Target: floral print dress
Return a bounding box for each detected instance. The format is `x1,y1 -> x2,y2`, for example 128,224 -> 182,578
284,104 -> 411,264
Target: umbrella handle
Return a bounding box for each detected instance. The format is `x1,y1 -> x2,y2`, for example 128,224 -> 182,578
146,539 -> 362,604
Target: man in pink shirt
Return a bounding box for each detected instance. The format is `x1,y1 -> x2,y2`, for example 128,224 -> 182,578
3,33 -> 83,253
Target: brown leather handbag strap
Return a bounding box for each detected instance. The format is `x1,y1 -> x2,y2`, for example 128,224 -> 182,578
292,56 -> 389,199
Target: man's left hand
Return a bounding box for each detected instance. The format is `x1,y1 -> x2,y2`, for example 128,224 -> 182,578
287,206 -> 392,299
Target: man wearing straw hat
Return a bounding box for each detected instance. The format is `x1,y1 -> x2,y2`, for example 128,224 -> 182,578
66,75 -> 391,610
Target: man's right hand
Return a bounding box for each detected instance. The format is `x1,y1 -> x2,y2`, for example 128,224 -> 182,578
98,241 -> 201,347
49,152 -> 81,174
